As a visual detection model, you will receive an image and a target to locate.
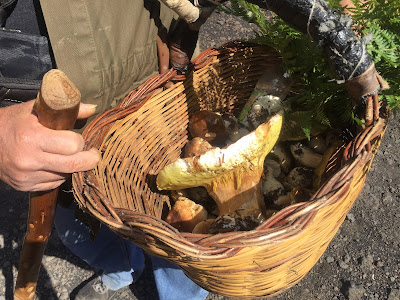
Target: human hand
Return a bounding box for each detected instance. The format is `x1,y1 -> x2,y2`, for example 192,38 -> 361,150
0,101 -> 101,191
157,28 -> 174,88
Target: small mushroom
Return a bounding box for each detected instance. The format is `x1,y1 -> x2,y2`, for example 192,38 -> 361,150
263,166 -> 285,204
170,189 -> 189,202
264,159 -> 282,178
192,219 -> 215,234
183,137 -> 214,158
157,113 -> 283,225
290,142 -> 323,169
227,126 -> 250,144
188,110 -> 228,144
222,113 -> 239,138
289,187 -> 313,204
246,95 -> 284,130
269,142 -> 293,174
287,167 -> 314,188
325,129 -> 343,147
308,135 -> 328,154
165,197 -> 208,232
274,194 -> 292,207
208,214 -> 260,234
187,186 -> 216,212
238,63 -> 290,129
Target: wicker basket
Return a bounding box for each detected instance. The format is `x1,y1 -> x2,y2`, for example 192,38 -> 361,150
72,41 -> 388,299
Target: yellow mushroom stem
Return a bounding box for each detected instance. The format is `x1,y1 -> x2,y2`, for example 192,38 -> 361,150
206,162 -> 267,220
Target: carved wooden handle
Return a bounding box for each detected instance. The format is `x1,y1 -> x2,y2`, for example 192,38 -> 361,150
14,69 -> 81,300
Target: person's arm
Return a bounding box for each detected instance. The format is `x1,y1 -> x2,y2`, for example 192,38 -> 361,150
0,101 -> 100,192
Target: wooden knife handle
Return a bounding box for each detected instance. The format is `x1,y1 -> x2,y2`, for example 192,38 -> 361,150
14,69 -> 81,300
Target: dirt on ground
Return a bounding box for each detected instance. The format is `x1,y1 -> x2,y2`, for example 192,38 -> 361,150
0,9 -> 399,300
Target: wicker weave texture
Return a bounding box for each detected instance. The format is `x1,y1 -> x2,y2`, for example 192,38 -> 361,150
72,42 -> 387,299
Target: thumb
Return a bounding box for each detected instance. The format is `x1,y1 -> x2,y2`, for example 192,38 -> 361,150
77,103 -> 97,119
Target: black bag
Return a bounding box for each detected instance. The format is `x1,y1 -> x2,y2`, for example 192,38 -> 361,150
0,0 -> 52,107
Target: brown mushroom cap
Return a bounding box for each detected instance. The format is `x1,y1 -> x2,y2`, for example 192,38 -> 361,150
188,110 -> 228,144
165,197 -> 208,232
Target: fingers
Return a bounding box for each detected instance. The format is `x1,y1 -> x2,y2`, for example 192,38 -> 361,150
77,103 -> 97,119
6,148 -> 100,192
42,148 -> 101,174
30,179 -> 67,192
39,129 -> 85,155
156,35 -> 170,74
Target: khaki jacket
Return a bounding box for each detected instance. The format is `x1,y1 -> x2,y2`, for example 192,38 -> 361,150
40,0 -> 175,114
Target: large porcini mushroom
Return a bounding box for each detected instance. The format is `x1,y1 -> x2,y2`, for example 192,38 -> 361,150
157,113 -> 283,225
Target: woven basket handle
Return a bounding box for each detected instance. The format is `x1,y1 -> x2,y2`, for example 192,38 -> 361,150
246,0 -> 389,125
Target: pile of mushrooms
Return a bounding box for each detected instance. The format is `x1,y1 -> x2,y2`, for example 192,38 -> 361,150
156,95 -> 343,235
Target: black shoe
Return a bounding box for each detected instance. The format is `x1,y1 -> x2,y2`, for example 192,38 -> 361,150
75,276 -> 118,300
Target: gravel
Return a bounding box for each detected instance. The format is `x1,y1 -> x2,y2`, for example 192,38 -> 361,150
1,9 -> 399,300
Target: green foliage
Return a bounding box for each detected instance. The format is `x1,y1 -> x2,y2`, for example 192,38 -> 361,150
221,0 -> 400,136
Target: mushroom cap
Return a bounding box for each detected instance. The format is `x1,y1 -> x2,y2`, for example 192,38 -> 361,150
188,110 -> 228,144
156,113 -> 283,190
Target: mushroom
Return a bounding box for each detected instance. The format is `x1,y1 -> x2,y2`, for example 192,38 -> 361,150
289,187 -> 313,204
262,166 -> 285,205
157,113 -> 283,225
227,126 -> 250,144
238,63 -> 290,130
170,189 -> 189,202
165,197 -> 208,232
188,110 -> 228,144
287,167 -> 314,188
183,137 -> 214,158
246,95 -> 284,130
325,129 -> 344,147
290,142 -> 323,169
269,142 -> 293,174
222,113 -> 239,137
192,219 -> 216,234
274,194 -> 292,207
308,135 -> 328,154
264,159 -> 282,178
208,214 -> 260,234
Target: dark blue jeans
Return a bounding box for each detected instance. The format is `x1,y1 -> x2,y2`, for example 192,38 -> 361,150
54,204 -> 208,300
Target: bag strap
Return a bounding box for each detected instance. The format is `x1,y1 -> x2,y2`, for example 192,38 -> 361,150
0,0 -> 18,26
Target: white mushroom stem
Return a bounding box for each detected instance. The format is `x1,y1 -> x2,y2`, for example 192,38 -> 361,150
269,142 -> 293,174
290,142 -> 323,169
264,159 -> 281,178
262,166 -> 285,201
157,113 -> 283,223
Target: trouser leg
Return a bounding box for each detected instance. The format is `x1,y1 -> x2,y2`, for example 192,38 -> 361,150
55,203 -> 208,298
151,255 -> 209,300
54,204 -> 145,290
